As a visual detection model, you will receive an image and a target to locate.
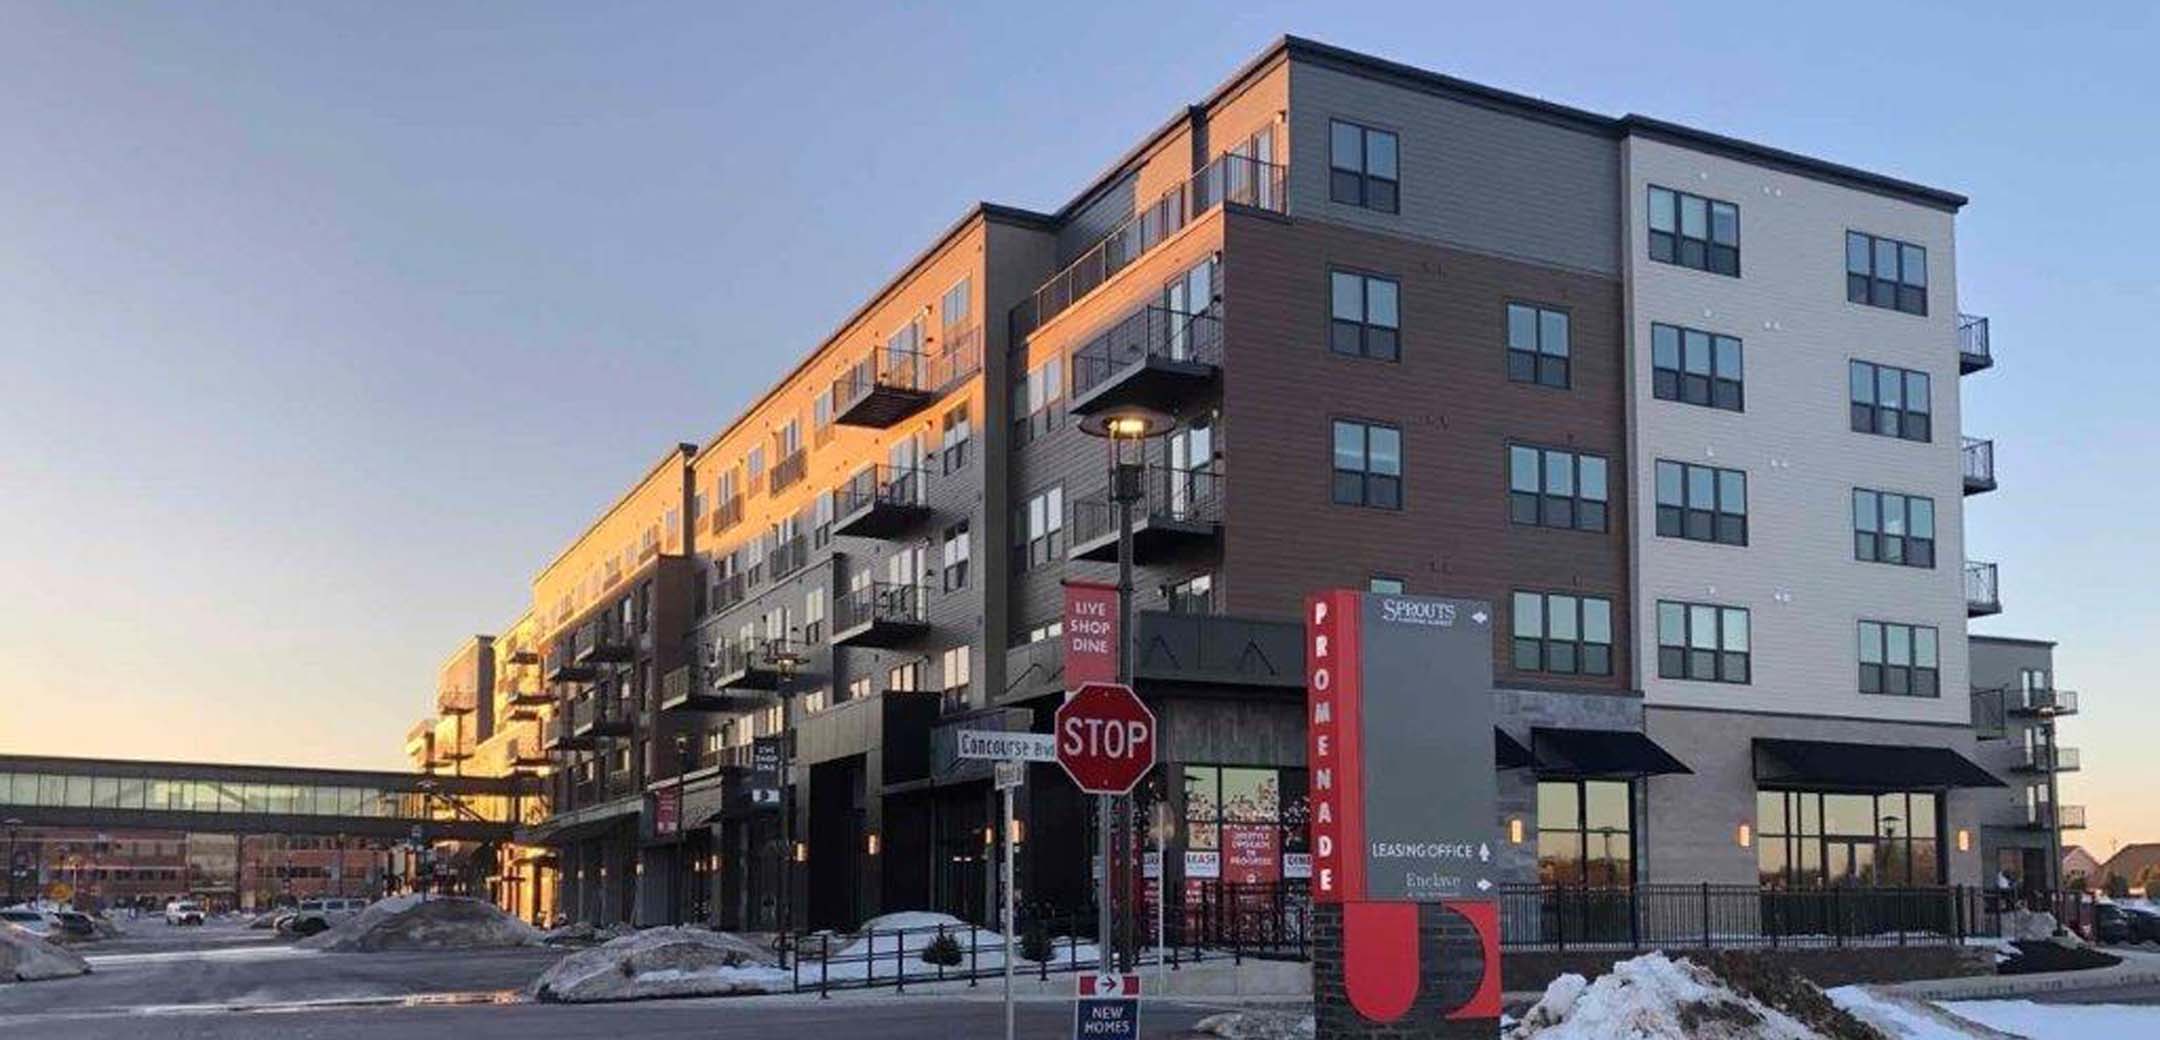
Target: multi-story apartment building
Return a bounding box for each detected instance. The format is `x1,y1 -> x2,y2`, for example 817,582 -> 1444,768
1970,636 -> 2084,894
412,36 -> 2037,930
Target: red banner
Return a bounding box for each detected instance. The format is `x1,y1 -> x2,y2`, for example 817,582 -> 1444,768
1223,825 -> 1281,884
1306,589 -> 1365,903
654,786 -> 681,837
1062,580 -> 1120,688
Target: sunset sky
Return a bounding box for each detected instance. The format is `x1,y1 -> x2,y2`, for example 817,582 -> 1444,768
1,2 -> 2152,856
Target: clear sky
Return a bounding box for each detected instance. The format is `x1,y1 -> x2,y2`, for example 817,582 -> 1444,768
0,2 -> 2152,855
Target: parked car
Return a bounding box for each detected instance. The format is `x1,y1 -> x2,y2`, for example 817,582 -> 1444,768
0,906 -> 58,938
50,910 -> 98,940
164,900 -> 206,926
2119,903 -> 2160,943
2094,903 -> 2134,944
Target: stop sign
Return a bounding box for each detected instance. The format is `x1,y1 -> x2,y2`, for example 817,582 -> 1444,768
1056,682 -> 1157,795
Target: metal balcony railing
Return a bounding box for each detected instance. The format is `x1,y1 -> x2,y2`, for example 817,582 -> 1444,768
1019,153 -> 1285,335
709,495 -> 745,536
1962,437 -> 1996,494
1958,313 -> 1992,373
1069,465 -> 1225,551
834,582 -> 927,636
1069,306 -> 1224,404
1964,561 -> 2000,616
712,572 -> 747,614
2018,745 -> 2080,772
765,534 -> 808,581
2058,804 -> 2087,829
2009,687 -> 2079,717
1970,688 -> 2007,740
769,450 -> 808,495
830,331 -> 982,427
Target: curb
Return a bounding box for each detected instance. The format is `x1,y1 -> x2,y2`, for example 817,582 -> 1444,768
1891,966 -> 2160,1002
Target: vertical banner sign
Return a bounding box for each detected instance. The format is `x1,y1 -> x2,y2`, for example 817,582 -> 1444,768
1062,580 -> 1120,688
654,786 -> 682,837
1307,590 -> 1502,1035
750,737 -> 784,806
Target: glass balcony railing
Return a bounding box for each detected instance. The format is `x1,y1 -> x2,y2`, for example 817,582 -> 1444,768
1965,561 -> 2000,617
1958,313 -> 1992,373
1961,437 -> 1996,494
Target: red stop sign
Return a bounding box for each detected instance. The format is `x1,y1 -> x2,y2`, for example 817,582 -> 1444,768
1056,682 -> 1157,795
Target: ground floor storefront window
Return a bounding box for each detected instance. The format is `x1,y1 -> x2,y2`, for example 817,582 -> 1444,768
1172,765 -> 1308,947
1537,779 -> 1633,886
1757,789 -> 1940,888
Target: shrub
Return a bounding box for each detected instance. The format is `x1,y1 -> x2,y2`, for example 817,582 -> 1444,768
920,933 -> 964,966
1019,919 -> 1054,963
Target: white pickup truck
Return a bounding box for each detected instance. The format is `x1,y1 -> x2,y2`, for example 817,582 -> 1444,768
163,900 -> 206,926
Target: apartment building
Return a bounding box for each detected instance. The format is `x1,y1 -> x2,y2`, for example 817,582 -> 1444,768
1970,636 -> 2084,894
410,36 -> 2042,930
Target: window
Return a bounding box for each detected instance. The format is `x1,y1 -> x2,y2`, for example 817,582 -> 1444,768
1846,231 -> 1928,315
1509,446 -> 1609,532
1852,489 -> 1935,567
941,403 -> 972,473
812,491 -> 833,548
940,646 -> 970,713
941,278 -> 971,330
1331,419 -> 1401,508
803,587 -> 826,644
1016,487 -> 1063,570
844,677 -> 872,703
1167,573 -> 1215,615
1655,460 -> 1747,545
812,389 -> 833,446
799,687 -> 829,714
745,447 -> 766,489
1537,780 -> 1632,885
1368,576 -> 1406,595
1013,357 -> 1063,444
1182,765 -> 1310,875
1328,119 -> 1398,212
1656,601 -> 1750,683
1848,361 -> 1932,442
1757,790 -> 1940,888
1025,621 -> 1064,644
1651,323 -> 1743,411
1511,592 -> 1613,676
1859,621 -> 1940,697
1329,272 -> 1400,360
941,522 -> 970,592
1506,303 -> 1570,388
887,662 -> 920,693
1646,186 -> 1740,276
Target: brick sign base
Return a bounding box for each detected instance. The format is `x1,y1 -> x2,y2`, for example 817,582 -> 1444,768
1312,903 -> 1499,1039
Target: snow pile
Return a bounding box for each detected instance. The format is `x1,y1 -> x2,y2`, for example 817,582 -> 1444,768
1827,987 -> 1987,1040
2002,909 -> 2058,941
1508,953 -> 1839,1039
1193,1009 -> 1316,1039
530,926 -> 786,1003
0,926 -> 91,983
542,921 -> 636,947
297,896 -> 542,953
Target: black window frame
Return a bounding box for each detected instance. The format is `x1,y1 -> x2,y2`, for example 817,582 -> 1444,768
1656,600 -> 1751,684
1328,119 -> 1400,213
1331,418 -> 1403,510
1848,360 -> 1932,442
1858,620 -> 1941,698
1328,269 -> 1401,361
1506,301 -> 1571,388
1852,488 -> 1936,568
1846,230 -> 1929,316
1651,322 -> 1744,412
1654,460 -> 1748,546
1646,185 -> 1740,276
1508,444 -> 1609,533
1511,590 -> 1614,677
1535,778 -> 1635,886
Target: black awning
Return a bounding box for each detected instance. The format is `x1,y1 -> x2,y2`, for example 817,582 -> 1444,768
1531,727 -> 1694,778
1754,738 -> 2005,790
1495,729 -> 1534,770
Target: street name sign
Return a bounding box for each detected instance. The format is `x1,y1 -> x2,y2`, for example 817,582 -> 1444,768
957,729 -> 1058,763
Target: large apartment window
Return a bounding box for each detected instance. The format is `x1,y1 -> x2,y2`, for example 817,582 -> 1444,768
812,389 -> 833,447
1655,460 -> 1747,546
1846,231 -> 1928,315
1511,592 -> 1613,676
1328,119 -> 1399,212
940,646 -> 970,713
1509,446 -> 1609,532
1331,419 -> 1402,509
1167,573 -> 1216,615
1852,489 -> 1935,567
941,522 -> 970,592
1848,361 -> 1932,442
1859,620 -> 1940,697
1758,790 -> 1940,888
1016,486 -> 1063,570
1329,271 -> 1400,360
745,446 -> 766,490
803,587 -> 826,644
1656,601 -> 1750,683
1013,357 -> 1063,445
941,403 -> 972,473
1537,780 -> 1632,886
1506,303 -> 1570,388
1651,323 -> 1744,412
1647,186 -> 1739,276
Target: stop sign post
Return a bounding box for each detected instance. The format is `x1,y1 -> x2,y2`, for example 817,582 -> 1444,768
1056,682 -> 1157,795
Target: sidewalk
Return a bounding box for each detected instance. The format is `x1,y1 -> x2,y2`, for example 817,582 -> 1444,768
1890,947 -> 2160,1001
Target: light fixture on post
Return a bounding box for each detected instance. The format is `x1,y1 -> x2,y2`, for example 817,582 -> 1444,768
1077,405 -> 1177,973
673,731 -> 692,927
768,644 -> 806,941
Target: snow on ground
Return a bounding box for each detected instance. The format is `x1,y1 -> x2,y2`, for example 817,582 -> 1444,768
1507,953 -> 1818,1039
1941,999 -> 2160,1039
1825,986 -> 1977,1039
532,927 -> 786,1003
795,911 -> 1102,983
297,896 -> 542,953
0,926 -> 91,983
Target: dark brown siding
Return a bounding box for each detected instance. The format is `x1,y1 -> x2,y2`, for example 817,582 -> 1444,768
1222,209 -> 1632,695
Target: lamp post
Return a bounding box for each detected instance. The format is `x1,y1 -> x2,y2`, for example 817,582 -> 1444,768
1079,406 -> 1177,972
769,644 -> 806,941
5,819 -> 21,905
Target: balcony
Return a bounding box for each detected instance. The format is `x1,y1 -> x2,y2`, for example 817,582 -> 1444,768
659,662 -> 776,714
2024,803 -> 2086,831
507,738 -> 551,771
1068,306 -> 1223,417
404,721 -> 434,766
1958,313 -> 1992,374
544,645 -> 598,685
831,464 -> 930,540
765,535 -> 809,582
705,635 -> 783,691
1018,152 -> 1285,335
831,332 -> 981,430
832,582 -> 928,648
1069,465 -> 1224,564
437,685 -> 478,716
1970,688 -> 2007,740
569,695 -> 634,741
506,645 -> 540,666
544,712 -> 596,752
769,450 -> 808,495
2006,687 -> 2079,718
708,495 -> 744,537
2012,745 -> 2081,773
1962,437 -> 1996,495
1965,561 -> 2001,617
574,622 -> 634,665
711,572 -> 747,615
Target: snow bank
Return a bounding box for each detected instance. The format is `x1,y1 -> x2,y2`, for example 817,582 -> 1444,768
1826,986 -> 1979,1039
1944,998 -> 2160,1038
542,921 -> 636,947
531,926 -> 786,1003
297,895 -> 542,953
1193,1009 -> 1316,1039
792,910 -> 1105,984
1507,953 -> 1822,1039
0,926 -> 91,983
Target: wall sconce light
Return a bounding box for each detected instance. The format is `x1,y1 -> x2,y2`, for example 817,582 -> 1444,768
866,832 -> 880,856
1736,823 -> 1752,849
1508,818 -> 1524,845
793,842 -> 807,863
1957,829 -> 1971,853
1010,819 -> 1025,845
983,826 -> 995,847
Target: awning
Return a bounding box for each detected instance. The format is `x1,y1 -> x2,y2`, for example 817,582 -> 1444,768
1754,738 -> 2005,790
1531,727 -> 1693,778
1495,729 -> 1534,770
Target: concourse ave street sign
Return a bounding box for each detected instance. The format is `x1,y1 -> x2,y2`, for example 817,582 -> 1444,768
1055,681 -> 1156,795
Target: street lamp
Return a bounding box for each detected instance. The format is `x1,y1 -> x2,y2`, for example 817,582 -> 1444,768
1079,406 -> 1177,972
5,818 -> 21,905
768,643 -> 806,940
673,731 -> 692,927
